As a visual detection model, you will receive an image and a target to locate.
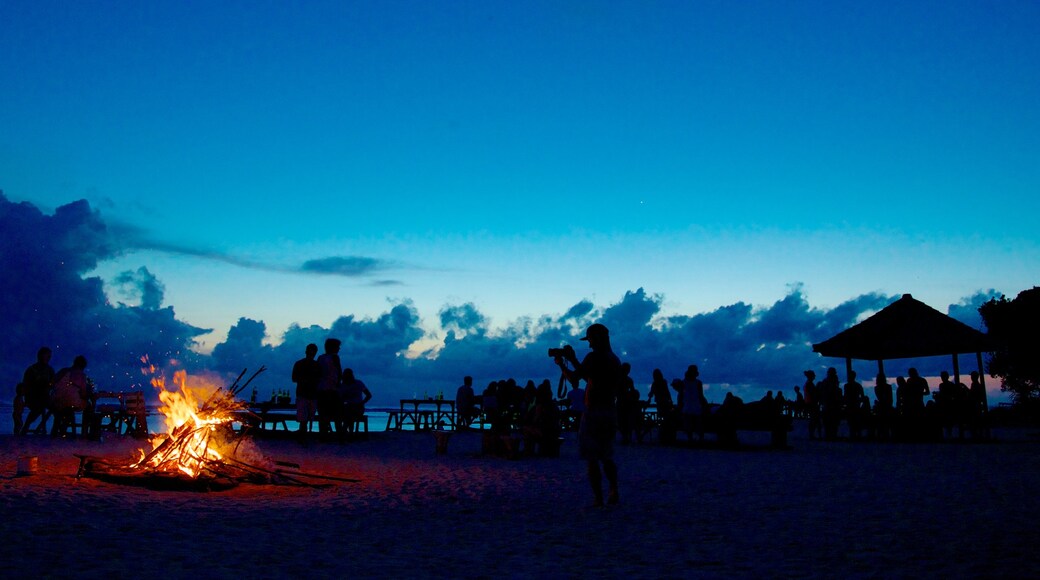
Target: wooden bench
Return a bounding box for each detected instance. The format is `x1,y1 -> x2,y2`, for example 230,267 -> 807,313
700,403 -> 793,449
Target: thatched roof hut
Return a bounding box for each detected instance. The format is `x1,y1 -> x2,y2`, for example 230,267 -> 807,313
812,293 -> 992,384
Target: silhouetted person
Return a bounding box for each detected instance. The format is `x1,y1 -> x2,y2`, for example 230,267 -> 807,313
316,338 -> 343,437
522,380 -> 562,456
819,367 -> 842,440
557,323 -> 623,507
50,355 -> 91,437
292,343 -> 321,434
20,347 -> 55,435
936,371 -> 959,439
969,371 -> 989,440
648,368 -> 676,443
678,365 -> 706,443
874,373 -> 893,440
340,368 -> 372,433
904,368 -> 929,440
803,370 -> 821,439
844,371 -> 865,440
456,376 -> 476,429
616,362 -> 639,444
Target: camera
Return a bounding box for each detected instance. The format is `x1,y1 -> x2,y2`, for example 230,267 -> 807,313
548,345 -> 574,358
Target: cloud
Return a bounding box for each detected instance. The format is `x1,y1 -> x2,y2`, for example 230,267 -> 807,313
300,256 -> 392,277
0,193 -> 209,390
113,221 -> 401,281
0,193 -> 1011,405
112,266 -> 165,309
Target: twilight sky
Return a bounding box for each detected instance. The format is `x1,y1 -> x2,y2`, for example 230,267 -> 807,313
2,1 -> 1037,403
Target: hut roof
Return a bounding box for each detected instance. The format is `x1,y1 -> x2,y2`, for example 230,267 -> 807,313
812,294 -> 991,361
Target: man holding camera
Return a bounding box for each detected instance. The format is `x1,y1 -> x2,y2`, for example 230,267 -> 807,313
554,323 -> 623,507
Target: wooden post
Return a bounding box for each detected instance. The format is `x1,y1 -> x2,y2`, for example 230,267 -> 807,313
952,353 -> 961,385
845,358 -> 853,383
976,351 -> 986,388
877,359 -> 885,379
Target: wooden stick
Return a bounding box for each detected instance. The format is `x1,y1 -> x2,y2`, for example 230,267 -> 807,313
274,469 -> 361,483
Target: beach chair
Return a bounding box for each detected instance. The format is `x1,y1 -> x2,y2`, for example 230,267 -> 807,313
91,391 -> 125,435
121,391 -> 149,438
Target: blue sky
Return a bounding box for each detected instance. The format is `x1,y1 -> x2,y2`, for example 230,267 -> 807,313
2,1 -> 1037,402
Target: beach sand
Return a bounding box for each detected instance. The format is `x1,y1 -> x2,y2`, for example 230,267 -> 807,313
2,425 -> 1039,579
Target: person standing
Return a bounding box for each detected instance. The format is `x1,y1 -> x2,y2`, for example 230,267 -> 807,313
556,323 -> 623,507
292,343 -> 321,434
803,370 -> 821,440
316,338 -> 343,437
678,365 -> 706,443
456,376 -> 476,429
20,347 -> 55,435
648,368 -> 676,443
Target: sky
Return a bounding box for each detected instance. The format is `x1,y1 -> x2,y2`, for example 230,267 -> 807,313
2,1 -> 1038,405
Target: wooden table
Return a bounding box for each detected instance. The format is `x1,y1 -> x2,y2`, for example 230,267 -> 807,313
236,402 -> 296,431
387,398 -> 456,431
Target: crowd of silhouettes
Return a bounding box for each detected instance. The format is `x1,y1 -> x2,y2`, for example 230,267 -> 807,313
789,366 -> 990,442
13,347 -> 99,438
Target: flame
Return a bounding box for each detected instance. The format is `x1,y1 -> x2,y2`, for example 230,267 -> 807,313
132,356 -> 243,479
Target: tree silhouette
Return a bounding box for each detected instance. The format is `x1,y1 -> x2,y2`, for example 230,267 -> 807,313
980,287 -> 1040,405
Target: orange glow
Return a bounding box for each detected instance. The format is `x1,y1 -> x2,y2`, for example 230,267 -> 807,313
131,356 -> 244,479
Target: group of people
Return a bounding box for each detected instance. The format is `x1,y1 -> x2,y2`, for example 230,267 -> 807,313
12,347 -> 96,438
796,366 -> 990,441
291,338 -> 372,439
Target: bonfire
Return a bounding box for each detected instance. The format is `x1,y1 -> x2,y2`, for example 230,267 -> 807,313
76,359 -> 354,491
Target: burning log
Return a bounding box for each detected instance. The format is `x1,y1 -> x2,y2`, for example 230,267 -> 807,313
74,363 -> 360,491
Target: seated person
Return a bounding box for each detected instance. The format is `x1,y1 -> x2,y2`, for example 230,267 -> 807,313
522,383 -> 562,456
340,368 -> 372,431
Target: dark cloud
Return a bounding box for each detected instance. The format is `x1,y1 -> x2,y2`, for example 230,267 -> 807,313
300,256 -> 392,277
112,266 -> 165,309
113,221 -> 399,281
947,290 -> 1000,330
0,193 -> 1011,405
0,193 -> 209,391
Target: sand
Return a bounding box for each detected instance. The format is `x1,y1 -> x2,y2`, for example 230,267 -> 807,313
2,425 -> 1040,579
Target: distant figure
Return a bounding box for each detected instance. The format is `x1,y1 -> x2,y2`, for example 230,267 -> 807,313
50,355 -> 91,437
522,380 -> 562,456
819,367 -> 842,440
904,368 -> 930,441
556,323 -> 623,507
678,365 -> 706,442
936,371 -> 959,438
905,368 -> 929,412
874,373 -> 894,440
292,343 -> 321,434
793,385 -> 805,419
774,390 -> 788,416
803,370 -> 821,439
456,376 -> 476,429
968,371 -> 990,440
340,368 -> 372,432
844,371 -> 865,440
20,347 -> 55,435
648,369 -> 676,444
616,362 -> 640,444
12,383 -> 26,435
316,338 -> 344,437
